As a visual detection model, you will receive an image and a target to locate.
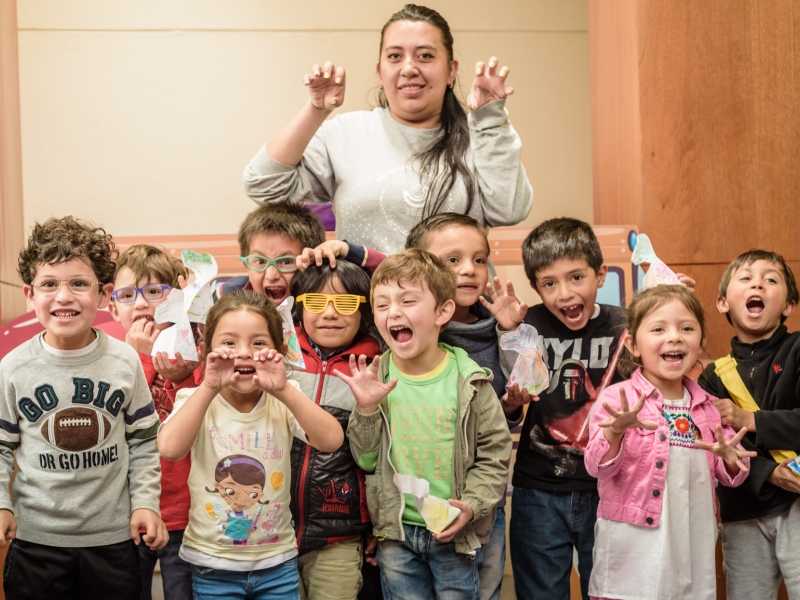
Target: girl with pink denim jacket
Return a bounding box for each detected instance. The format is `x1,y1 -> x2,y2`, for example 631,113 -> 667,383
584,286 -> 755,600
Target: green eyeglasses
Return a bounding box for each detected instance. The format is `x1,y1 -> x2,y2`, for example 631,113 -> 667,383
238,255 -> 298,273
296,293 -> 366,315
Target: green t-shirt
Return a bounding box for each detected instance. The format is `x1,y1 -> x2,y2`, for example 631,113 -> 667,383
387,347 -> 459,526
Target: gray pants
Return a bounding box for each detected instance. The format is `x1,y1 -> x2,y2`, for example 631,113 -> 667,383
720,498 -> 800,600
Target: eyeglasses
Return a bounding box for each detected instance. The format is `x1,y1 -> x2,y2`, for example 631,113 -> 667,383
239,255 -> 298,273
296,293 -> 366,315
111,284 -> 172,304
31,277 -> 98,295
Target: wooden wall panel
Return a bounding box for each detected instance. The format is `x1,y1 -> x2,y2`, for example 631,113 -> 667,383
635,0 -> 800,266
588,0 -> 643,227
1,0 -> 26,327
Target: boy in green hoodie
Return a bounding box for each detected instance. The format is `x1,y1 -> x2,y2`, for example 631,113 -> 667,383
338,248 -> 512,600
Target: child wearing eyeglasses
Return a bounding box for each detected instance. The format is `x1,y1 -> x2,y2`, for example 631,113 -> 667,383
108,244 -> 196,599
217,200 -> 325,304
288,260 -> 380,600
0,217 -> 167,599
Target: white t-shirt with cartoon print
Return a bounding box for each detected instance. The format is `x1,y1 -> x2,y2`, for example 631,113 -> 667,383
168,383 -> 305,571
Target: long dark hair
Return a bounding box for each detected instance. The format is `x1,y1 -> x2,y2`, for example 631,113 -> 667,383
290,259 -> 374,335
377,4 -> 475,219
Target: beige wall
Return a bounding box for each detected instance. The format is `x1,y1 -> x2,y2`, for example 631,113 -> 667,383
15,0 -> 592,239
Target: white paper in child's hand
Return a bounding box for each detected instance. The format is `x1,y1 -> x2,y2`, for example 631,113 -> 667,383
631,234 -> 682,289
500,324 -> 550,395
151,250 -> 218,360
393,473 -> 461,534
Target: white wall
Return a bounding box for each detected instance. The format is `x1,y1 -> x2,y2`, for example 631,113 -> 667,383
16,0 -> 592,236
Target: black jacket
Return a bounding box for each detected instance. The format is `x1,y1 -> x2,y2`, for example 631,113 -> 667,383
699,325 -> 800,522
289,329 -> 377,555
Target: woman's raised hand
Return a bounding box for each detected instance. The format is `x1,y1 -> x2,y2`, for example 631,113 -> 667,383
305,61 -> 346,111
599,389 -> 659,434
467,56 -> 514,111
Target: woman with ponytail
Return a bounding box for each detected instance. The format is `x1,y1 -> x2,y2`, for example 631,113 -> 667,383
243,4 -> 532,255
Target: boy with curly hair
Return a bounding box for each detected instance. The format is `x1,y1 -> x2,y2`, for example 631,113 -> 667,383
0,216 -> 167,599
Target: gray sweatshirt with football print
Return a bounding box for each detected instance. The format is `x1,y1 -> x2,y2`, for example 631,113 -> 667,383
0,331 -> 161,547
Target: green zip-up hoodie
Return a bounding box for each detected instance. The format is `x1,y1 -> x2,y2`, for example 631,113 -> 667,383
347,344 -> 512,554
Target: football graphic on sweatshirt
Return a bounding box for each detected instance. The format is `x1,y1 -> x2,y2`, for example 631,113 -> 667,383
41,407 -> 112,452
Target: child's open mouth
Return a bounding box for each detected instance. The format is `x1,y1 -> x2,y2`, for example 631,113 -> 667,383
746,296 -> 765,316
661,351 -> 685,364
52,310 -> 79,320
133,315 -> 155,323
390,326 -> 413,345
264,286 -> 287,302
560,304 -> 584,323
234,365 -> 256,378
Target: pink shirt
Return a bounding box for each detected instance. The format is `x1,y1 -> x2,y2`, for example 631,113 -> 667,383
584,369 -> 749,528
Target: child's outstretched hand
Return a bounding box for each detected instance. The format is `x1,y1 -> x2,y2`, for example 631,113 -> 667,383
296,240 -> 349,271
599,389 -> 659,434
502,384 -> 539,417
696,425 -> 756,476
203,347 -> 239,392
432,499 -> 473,543
253,349 -> 288,395
153,351 -> 200,384
480,277 -> 527,331
126,318 -> 161,355
130,508 -> 168,550
0,509 -> 17,548
334,354 -> 397,415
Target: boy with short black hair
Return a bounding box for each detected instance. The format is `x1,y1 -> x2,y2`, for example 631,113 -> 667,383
0,216 -> 167,599
219,200 -> 327,302
491,217 -> 626,600
109,244 -> 194,599
340,248 -> 512,600
699,249 -> 800,599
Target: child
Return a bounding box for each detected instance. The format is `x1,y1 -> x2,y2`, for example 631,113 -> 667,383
585,285 -> 753,599
0,216 -> 167,599
340,249 -> 512,600
157,290 -> 343,599
289,260 -> 380,600
109,244 -> 194,599
405,213 -> 513,600
218,200 -> 326,302
489,217 -> 627,600
698,250 -> 800,599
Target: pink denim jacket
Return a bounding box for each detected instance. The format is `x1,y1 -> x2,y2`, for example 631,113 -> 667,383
584,368 -> 750,528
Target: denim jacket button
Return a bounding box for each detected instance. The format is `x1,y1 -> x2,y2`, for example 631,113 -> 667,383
653,489 -> 661,497
655,460 -> 664,468
646,517 -> 654,525
659,433 -> 666,441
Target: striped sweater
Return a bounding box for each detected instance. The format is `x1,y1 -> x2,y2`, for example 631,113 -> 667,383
0,331 -> 161,546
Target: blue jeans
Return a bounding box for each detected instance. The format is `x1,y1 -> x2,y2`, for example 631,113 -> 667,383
139,529 -> 192,600
191,556 -> 300,600
478,507 -> 506,600
510,487 -> 598,600
378,524 -> 482,600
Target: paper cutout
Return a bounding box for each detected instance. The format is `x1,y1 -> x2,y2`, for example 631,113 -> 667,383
789,458 -> 800,478
393,473 -> 461,534
631,234 -> 682,289
152,250 -> 218,361
277,298 -> 305,369
500,324 -> 550,395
